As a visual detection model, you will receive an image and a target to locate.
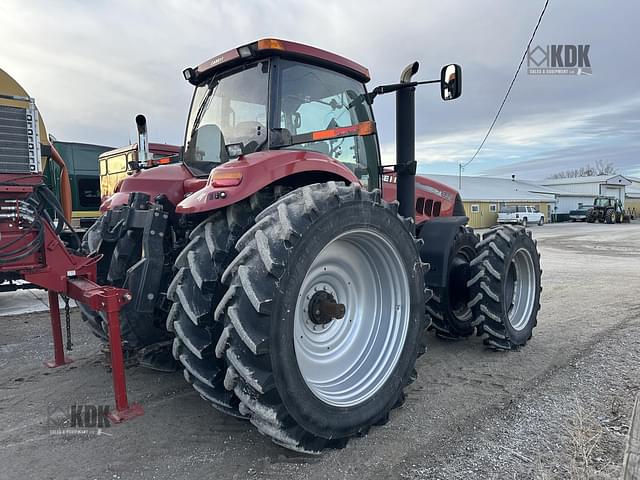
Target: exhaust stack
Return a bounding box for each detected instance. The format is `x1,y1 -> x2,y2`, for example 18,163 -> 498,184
396,62 -> 419,221
135,114 -> 149,166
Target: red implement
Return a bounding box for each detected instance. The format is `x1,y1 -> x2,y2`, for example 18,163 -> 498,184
0,174 -> 143,423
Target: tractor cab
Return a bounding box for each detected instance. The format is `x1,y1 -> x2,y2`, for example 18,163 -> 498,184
593,196 -> 616,208
181,39 -> 380,189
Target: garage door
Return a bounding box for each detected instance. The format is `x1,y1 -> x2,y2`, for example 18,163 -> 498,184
601,186 -> 623,202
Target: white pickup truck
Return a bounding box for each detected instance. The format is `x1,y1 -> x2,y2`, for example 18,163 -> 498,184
497,205 -> 544,227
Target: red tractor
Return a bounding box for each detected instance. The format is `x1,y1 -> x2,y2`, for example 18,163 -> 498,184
82,39 -> 542,452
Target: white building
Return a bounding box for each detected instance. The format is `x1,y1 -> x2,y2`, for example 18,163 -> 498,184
427,174 -> 556,228
540,175 -> 632,216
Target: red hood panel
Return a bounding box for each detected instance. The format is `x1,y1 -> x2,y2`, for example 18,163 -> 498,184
100,164 -> 196,211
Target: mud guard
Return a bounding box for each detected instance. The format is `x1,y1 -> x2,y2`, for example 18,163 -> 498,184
418,216 -> 469,288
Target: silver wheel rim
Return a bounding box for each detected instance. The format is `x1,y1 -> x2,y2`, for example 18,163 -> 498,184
507,247 -> 536,331
293,228 -> 411,407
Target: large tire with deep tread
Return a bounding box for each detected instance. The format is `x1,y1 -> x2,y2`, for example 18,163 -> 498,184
605,208 -> 615,224
215,182 -> 426,453
427,226 -> 480,339
78,208 -> 172,350
468,225 -> 542,350
169,187 -> 286,417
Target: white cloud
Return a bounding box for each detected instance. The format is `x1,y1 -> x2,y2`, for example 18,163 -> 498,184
1,0 -> 639,179
380,95 -> 640,177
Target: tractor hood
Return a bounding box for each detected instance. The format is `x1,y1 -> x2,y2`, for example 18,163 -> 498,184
99,163 -> 206,212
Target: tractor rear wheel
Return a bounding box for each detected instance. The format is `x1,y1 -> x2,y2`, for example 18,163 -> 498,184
215,183 -> 426,453
169,187 -> 286,416
605,208 -> 615,224
469,225 -> 541,350
427,226 -> 480,339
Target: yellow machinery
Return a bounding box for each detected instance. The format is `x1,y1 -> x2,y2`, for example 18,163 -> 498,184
0,68 -> 72,220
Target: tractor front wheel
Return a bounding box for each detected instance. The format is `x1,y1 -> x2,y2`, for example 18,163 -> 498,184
469,225 -> 542,350
605,208 -> 615,224
216,183 -> 426,453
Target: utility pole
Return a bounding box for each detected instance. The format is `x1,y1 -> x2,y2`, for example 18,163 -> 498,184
458,163 -> 462,190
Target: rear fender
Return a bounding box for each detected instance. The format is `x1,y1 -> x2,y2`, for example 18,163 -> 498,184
176,150 -> 359,214
418,216 -> 470,288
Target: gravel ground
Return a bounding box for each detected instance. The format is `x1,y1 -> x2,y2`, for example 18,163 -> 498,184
0,221 -> 639,480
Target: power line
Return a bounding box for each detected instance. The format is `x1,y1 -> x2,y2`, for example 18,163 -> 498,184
462,0 -> 550,170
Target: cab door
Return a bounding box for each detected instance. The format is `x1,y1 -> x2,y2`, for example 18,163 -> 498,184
274,59 -> 380,190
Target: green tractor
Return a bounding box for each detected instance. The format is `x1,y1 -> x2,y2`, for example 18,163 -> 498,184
587,196 -> 631,224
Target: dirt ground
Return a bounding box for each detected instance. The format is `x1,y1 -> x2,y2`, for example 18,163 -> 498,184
1,221 -> 639,480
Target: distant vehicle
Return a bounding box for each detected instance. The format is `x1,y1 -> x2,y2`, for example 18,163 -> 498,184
569,203 -> 591,222
498,205 -> 544,227
586,196 -> 631,224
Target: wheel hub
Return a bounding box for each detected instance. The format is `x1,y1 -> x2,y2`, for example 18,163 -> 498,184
308,291 -> 345,325
448,247 -> 474,319
506,247 -> 536,331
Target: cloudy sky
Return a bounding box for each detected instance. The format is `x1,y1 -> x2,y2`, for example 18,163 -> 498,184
2,0 -> 639,179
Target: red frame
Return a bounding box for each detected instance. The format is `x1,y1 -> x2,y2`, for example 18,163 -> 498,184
0,174 -> 143,422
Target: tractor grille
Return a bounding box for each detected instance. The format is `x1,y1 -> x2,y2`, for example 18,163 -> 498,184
0,104 -> 41,173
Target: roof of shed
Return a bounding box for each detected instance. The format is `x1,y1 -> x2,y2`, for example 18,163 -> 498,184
424,174 -> 557,202
541,175 -> 631,186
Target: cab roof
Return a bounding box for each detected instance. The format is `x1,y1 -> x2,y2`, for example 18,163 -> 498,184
186,38 -> 371,85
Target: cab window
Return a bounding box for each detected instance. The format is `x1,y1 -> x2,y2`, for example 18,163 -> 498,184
277,60 -> 379,188
107,154 -> 127,174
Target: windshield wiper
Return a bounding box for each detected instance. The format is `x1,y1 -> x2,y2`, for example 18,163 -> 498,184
191,79 -> 219,134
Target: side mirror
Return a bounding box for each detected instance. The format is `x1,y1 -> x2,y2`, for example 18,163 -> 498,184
440,64 -> 462,101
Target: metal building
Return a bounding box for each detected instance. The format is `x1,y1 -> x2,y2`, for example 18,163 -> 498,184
426,175 -> 556,228
540,175 -> 632,220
